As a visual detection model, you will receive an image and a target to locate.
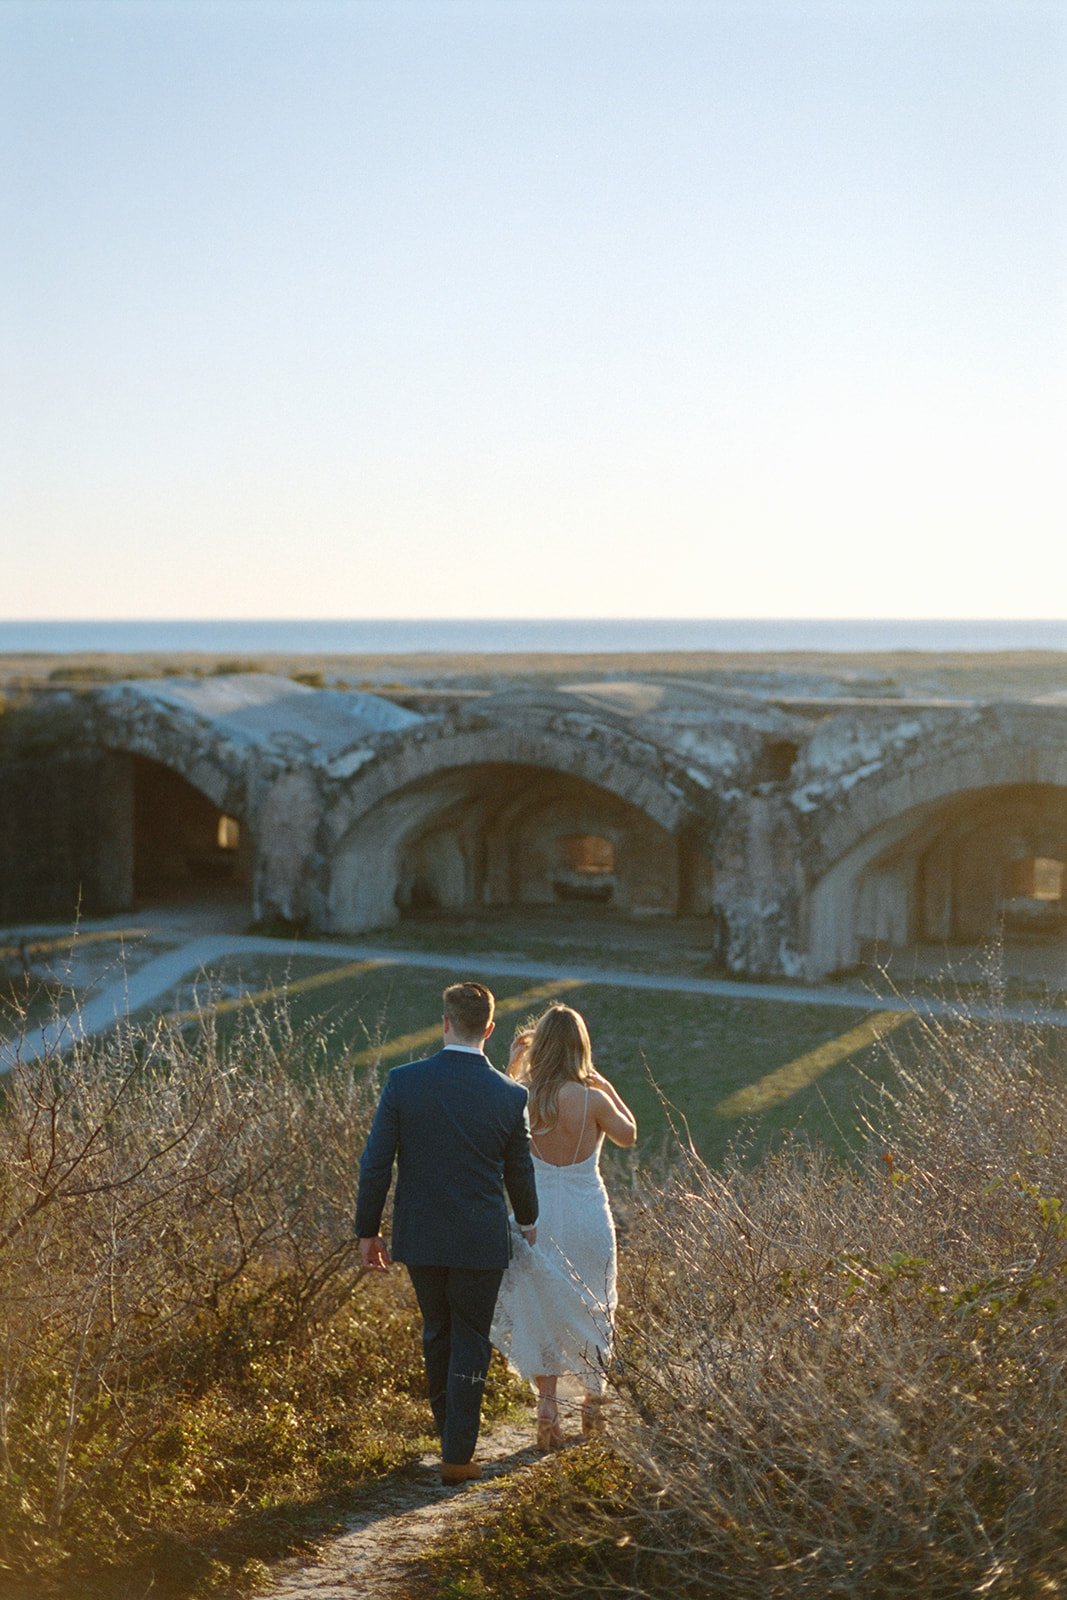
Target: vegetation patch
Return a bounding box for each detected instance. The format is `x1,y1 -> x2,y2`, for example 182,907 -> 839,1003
0,1004 -> 524,1599
429,1010 -> 1067,1599
5,955 -> 1064,1599
170,951 -> 891,1164
424,1442 -> 651,1599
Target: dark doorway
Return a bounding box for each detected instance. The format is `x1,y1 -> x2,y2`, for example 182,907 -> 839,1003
133,756 -> 248,898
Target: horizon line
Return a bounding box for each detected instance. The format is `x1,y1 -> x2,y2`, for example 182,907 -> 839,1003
6,616 -> 1067,627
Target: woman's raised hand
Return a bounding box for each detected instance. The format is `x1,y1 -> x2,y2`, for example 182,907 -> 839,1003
508,1030 -> 533,1078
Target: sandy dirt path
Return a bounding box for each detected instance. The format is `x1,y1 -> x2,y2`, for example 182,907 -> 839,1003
249,1412 -> 548,1600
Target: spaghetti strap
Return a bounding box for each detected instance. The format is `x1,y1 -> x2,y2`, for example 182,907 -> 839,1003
571,1087 -> 590,1164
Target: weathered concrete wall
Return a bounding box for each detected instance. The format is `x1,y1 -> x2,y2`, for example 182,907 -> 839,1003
797,708 -> 1067,975
9,676 -> 1065,986
0,750 -> 134,921
711,796 -> 806,977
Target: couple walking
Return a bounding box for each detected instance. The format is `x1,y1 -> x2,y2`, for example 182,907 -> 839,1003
355,981 -> 637,1484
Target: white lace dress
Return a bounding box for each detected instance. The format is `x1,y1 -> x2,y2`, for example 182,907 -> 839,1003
491,1097 -> 618,1396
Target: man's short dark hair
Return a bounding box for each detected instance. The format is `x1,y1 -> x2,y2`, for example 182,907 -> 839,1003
443,981 -> 495,1041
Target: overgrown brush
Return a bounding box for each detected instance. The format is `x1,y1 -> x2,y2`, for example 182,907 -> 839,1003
433,1011 -> 1067,1598
0,1001 -> 518,1597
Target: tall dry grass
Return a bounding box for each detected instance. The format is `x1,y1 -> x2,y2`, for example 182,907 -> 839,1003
430,1009 -> 1067,1599
0,1002 -> 433,1595
592,1010 -> 1067,1597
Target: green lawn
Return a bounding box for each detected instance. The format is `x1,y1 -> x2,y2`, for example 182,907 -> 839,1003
357,909 -> 721,977
161,952 -> 921,1168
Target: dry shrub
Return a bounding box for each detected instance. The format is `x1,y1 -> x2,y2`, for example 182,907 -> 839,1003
0,1001 -> 401,1589
595,1013 -> 1067,1598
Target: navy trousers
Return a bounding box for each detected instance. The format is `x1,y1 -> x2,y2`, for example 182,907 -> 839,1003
407,1265 -> 504,1465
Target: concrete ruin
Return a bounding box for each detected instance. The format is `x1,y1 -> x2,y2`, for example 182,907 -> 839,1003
7,671 -> 1067,981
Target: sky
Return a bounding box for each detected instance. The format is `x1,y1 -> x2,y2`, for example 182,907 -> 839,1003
3,0 -> 1065,621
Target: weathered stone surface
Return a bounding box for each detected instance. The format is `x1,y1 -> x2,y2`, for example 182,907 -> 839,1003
253,771 -> 323,926
5,674 -> 1065,984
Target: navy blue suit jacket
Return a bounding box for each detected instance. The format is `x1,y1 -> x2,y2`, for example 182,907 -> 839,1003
354,1047 -> 539,1270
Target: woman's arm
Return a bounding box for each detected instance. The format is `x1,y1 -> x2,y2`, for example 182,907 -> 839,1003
507,1030 -> 532,1080
587,1073 -> 637,1148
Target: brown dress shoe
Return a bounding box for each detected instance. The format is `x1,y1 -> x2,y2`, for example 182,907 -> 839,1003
440,1460 -> 482,1485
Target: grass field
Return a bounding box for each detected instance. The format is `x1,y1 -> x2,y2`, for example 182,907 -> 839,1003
353,908 -> 724,977
155,950 -> 960,1169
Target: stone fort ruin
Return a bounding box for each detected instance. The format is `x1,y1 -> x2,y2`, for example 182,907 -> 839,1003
4,671 -> 1067,981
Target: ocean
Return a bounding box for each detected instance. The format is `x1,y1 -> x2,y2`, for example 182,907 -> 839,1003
2,619 -> 1067,655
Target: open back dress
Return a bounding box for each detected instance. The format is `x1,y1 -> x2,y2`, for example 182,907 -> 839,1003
491,1089 -> 617,1395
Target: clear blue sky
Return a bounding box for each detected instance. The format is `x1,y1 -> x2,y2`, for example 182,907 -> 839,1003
4,0 -> 1064,620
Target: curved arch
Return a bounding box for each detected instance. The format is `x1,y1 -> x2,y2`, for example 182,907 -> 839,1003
803,714 -> 1067,883
84,692 -> 255,913
320,720 -> 711,853
89,695 -> 249,817
805,776 -> 1067,978
319,726 -> 715,933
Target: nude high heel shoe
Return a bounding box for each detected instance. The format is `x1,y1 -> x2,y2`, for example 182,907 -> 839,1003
580,1393 -> 606,1435
536,1395 -> 565,1451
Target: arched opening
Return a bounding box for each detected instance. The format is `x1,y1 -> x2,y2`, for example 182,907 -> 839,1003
327,761 -> 713,934
1000,856 -> 1065,935
555,833 -> 617,903
131,755 -> 252,915
808,783 -> 1067,980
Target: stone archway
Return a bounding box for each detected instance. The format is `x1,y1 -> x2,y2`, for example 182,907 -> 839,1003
802,716 -> 1067,976
128,754 -> 252,900
89,697 -> 254,917
318,723 -> 715,935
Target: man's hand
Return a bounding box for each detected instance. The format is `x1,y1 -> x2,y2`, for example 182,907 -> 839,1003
519,1225 -> 537,1246
359,1235 -> 392,1271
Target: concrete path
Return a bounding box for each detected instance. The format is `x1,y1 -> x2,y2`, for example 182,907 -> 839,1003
4,929 -> 1067,1073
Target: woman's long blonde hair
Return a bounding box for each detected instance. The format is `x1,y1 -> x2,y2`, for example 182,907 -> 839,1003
521,1004 -> 593,1131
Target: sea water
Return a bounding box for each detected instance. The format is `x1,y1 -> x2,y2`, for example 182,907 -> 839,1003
2,619 -> 1067,655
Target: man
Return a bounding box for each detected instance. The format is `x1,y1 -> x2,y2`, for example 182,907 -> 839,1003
355,980 -> 538,1485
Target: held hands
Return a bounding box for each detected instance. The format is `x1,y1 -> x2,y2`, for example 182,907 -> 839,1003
359,1235 -> 392,1271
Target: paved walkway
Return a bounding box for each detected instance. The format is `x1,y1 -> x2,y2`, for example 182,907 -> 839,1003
4,928 -> 1067,1073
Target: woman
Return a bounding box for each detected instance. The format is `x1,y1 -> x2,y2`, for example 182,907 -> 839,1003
491,1004 -> 637,1448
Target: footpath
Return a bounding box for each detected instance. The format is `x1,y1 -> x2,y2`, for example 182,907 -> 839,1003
248,1415 -> 541,1600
